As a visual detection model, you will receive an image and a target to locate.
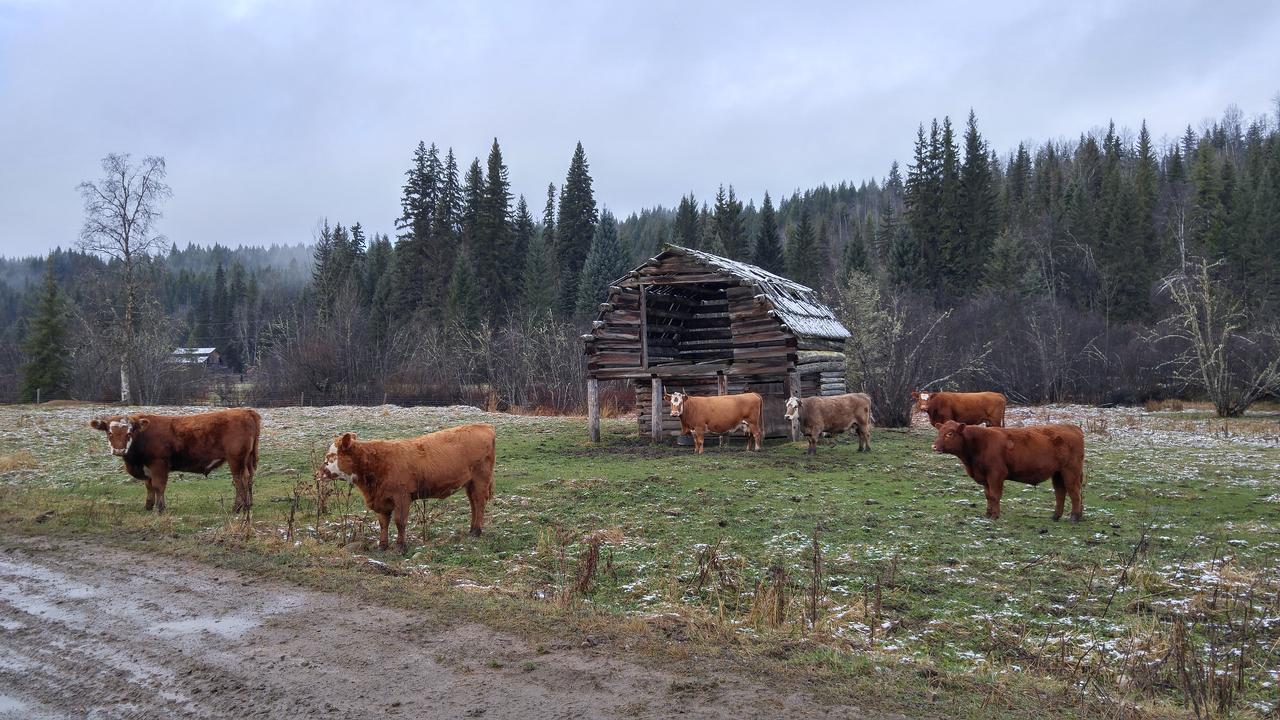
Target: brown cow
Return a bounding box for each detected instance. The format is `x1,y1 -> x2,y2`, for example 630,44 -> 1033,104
932,420 -> 1085,522
320,424 -> 496,553
784,393 -> 872,454
89,408 -> 261,513
666,391 -> 764,453
913,390 -> 1006,428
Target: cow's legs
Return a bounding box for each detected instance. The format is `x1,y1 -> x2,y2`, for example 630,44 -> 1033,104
693,428 -> 705,454
1066,472 -> 1084,523
149,462 -> 170,514
750,423 -> 763,451
1051,475 -> 1067,521
857,423 -> 871,452
984,475 -> 1004,519
144,478 -> 156,511
376,511 -> 391,551
229,456 -> 249,514
806,433 -> 817,455
393,497 -> 410,553
465,482 -> 486,537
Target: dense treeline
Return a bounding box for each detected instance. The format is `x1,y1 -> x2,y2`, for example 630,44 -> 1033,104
2,101 -> 1277,412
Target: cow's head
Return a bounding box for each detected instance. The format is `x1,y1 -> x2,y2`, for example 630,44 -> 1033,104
912,391 -> 931,411
784,396 -> 802,421
89,415 -> 149,456
931,420 -> 965,454
320,432 -> 358,483
667,392 -> 688,417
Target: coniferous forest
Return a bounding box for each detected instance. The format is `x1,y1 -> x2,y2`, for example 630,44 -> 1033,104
3,103 -> 1278,415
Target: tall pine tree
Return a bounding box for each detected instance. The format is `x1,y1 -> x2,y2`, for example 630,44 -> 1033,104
20,265 -> 69,402
753,191 -> 784,273
555,142 -> 598,316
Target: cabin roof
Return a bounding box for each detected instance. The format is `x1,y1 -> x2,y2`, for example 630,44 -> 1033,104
640,245 -> 850,341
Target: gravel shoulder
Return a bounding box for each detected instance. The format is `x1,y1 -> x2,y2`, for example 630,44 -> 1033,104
0,535 -> 892,720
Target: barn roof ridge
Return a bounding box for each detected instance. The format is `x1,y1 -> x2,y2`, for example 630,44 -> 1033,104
640,244 -> 851,341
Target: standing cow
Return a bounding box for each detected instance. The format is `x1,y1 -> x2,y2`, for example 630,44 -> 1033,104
784,393 -> 873,454
89,408 -> 261,513
913,390 -> 1006,428
320,424 -> 496,553
932,420 -> 1085,522
666,391 -> 764,453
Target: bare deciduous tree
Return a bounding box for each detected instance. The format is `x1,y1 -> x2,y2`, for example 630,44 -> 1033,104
1157,260 -> 1280,417
77,153 -> 172,403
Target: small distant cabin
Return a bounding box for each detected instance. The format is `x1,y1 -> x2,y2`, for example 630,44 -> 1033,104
583,245 -> 851,442
170,347 -> 222,367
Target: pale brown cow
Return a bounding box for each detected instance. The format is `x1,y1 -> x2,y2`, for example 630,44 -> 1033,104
89,408 -> 261,513
320,424 -> 496,553
785,393 -> 873,454
932,420 -> 1085,522
666,391 -> 764,453
913,390 -> 1006,428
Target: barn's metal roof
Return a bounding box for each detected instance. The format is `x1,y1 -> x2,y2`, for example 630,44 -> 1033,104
644,245 -> 851,341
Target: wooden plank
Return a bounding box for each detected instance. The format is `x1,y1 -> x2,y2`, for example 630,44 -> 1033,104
640,284 -> 648,369
787,369 -> 801,441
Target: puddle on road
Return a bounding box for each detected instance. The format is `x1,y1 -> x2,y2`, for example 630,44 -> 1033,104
0,693 -> 28,714
151,614 -> 260,639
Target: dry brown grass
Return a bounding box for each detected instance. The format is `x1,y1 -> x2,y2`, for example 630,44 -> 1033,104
0,451 -> 38,473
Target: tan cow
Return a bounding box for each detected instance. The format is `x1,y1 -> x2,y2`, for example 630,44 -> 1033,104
89,408 -> 261,513
913,390 -> 1006,428
785,393 -> 873,454
320,424 -> 496,553
665,391 -> 764,453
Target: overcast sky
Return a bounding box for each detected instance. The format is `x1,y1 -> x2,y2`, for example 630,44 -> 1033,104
1,0 -> 1277,257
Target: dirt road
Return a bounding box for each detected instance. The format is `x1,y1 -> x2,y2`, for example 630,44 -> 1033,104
0,537 -> 889,719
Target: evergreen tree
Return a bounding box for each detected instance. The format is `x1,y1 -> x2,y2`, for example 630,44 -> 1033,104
1189,140 -> 1226,259
512,195 -> 534,305
20,266 -> 69,402
555,142 -> 598,315
672,194 -> 700,248
390,142 -> 442,318
957,110 -> 997,293
445,245 -> 484,328
752,191 -> 784,273
522,228 -> 556,317
576,210 -> 628,313
937,116 -> 963,296
713,185 -> 746,259
843,216 -> 869,276
366,234 -> 396,343
475,139 -> 515,320
785,210 -> 820,287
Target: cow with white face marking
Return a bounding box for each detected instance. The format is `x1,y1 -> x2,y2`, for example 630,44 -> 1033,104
785,393 -> 873,454
318,424 -> 496,553
665,391 -> 764,454
89,408 -> 261,513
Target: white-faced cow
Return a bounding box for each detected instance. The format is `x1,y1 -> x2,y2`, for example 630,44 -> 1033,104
785,393 -> 873,454
665,391 -> 764,454
319,424 -> 496,553
89,408 -> 261,513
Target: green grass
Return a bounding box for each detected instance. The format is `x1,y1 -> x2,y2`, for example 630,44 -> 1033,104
2,404 -> 1278,719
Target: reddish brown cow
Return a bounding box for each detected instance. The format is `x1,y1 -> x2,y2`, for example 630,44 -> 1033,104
784,393 -> 873,454
913,390 -> 1006,427
89,408 -> 261,513
932,420 -> 1085,522
666,391 -> 764,453
320,424 -> 496,553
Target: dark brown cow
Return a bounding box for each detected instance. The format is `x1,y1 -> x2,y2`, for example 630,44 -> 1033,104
784,393 -> 872,454
666,391 -> 764,453
913,390 -> 1006,428
89,408 -> 261,513
320,424 -> 496,553
932,420 -> 1085,522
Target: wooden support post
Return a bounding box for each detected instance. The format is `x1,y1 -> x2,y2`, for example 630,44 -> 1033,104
639,284 -> 649,369
650,377 -> 663,443
717,372 -> 728,396
588,378 -> 600,443
788,369 -> 801,441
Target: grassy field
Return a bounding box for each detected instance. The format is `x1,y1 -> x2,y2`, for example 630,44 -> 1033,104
2,402 -> 1278,719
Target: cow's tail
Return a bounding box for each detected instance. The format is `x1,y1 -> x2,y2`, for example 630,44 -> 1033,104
479,427 -> 497,503
246,409 -> 261,479
754,394 -> 765,443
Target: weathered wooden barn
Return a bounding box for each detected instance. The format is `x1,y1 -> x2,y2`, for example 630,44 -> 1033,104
582,245 -> 851,442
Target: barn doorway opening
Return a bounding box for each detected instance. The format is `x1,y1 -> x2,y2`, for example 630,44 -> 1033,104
641,282 -> 733,368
